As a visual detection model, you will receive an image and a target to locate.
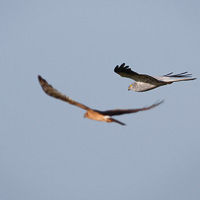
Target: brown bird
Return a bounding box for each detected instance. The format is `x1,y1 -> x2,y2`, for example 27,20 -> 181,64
38,75 -> 163,125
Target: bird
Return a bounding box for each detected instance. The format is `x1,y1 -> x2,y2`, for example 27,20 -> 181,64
38,75 -> 163,125
114,63 -> 196,92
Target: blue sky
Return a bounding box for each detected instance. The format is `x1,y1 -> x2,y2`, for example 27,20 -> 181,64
1,1 -> 200,200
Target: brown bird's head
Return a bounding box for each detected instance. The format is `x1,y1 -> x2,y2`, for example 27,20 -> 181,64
84,112 -> 89,118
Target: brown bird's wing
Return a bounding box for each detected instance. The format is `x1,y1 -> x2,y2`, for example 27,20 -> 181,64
114,63 -> 163,84
38,75 -> 90,110
96,100 -> 163,116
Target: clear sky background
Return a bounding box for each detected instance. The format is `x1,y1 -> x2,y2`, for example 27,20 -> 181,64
1,1 -> 200,200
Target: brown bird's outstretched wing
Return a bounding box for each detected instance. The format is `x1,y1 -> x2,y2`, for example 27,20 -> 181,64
96,100 -> 163,116
38,75 -> 90,110
114,63 -> 163,84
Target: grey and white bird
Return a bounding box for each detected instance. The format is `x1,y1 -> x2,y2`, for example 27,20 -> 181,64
114,63 -> 196,92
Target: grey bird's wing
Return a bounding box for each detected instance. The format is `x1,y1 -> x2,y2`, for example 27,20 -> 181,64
114,63 -> 162,84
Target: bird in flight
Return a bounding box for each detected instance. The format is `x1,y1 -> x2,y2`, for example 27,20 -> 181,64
114,63 -> 196,92
38,75 -> 163,125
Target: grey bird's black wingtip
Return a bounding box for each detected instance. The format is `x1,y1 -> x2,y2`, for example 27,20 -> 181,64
114,63 -> 139,75
114,63 -> 128,72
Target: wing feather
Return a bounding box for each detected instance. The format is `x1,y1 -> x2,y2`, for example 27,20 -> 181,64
114,63 -> 139,80
38,75 -> 90,110
162,71 -> 193,78
156,72 -> 196,82
114,63 -> 162,84
97,100 -> 164,116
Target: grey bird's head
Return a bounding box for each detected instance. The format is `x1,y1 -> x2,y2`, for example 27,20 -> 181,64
128,82 -> 137,91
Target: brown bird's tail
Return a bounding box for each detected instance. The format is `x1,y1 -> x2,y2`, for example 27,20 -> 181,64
110,118 -> 126,126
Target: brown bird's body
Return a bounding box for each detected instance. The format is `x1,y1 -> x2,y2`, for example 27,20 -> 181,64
38,75 -> 163,125
83,110 -> 123,125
